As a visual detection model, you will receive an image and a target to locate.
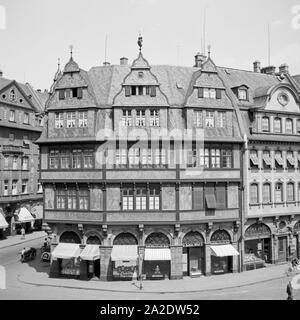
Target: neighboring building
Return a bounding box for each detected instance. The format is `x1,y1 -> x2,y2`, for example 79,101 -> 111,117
38,40 -> 244,281
0,72 -> 48,238
219,62 -> 300,270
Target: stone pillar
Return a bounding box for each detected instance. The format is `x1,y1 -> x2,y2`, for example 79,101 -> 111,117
49,259 -> 60,278
170,245 -> 183,280
231,242 -> 239,273
99,246 -> 113,281
204,243 -> 211,276
138,246 -> 145,278
271,235 -> 278,264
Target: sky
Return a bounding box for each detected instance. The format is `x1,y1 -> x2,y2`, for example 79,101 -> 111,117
0,0 -> 299,91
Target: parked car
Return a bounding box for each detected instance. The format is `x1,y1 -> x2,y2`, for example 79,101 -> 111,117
20,247 -> 36,262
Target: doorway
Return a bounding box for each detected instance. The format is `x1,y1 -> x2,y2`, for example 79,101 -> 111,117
278,236 -> 288,262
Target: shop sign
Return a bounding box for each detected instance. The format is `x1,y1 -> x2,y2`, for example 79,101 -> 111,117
61,258 -> 80,276
113,262 -> 137,278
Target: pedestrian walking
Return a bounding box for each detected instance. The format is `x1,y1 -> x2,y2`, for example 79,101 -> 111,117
287,281 -> 294,300
21,227 -> 25,240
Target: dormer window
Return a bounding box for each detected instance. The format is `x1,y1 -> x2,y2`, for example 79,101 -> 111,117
125,86 -> 156,97
238,88 -> 248,101
203,88 -> 216,98
9,89 -> 16,101
285,118 -> 293,134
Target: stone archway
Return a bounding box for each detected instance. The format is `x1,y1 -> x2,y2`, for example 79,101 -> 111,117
210,229 -> 231,243
60,231 -> 81,244
245,222 -> 271,239
145,232 -> 170,247
113,232 -> 138,245
86,235 -> 101,245
182,231 -> 204,247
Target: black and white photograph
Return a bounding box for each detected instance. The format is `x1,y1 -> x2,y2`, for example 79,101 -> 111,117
0,0 -> 300,307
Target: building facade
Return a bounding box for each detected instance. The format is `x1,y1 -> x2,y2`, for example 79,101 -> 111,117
0,74 -> 47,238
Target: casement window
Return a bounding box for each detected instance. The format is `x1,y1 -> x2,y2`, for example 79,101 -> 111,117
250,184 -> 259,204
140,148 -> 153,167
3,180 -> 9,196
12,180 -> 18,195
205,111 -> 215,127
222,149 -> 232,168
210,149 -> 221,168
4,156 -> 9,170
193,184 -> 204,210
238,89 -> 248,100
194,111 -> 203,127
275,151 -> 284,169
9,110 -> 15,122
125,86 -> 131,97
149,186 -> 160,210
58,90 -> 65,100
56,188 -> 66,209
83,149 -> 94,168
286,151 -> 295,169
187,150 -> 197,168
21,180 -> 28,194
79,189 -> 89,210
287,182 -> 295,202
297,120 -> 300,135
262,117 -> 270,132
21,156 -> 29,170
49,149 -> 59,169
24,113 -> 29,124
71,88 -> 78,98
116,149 -> 127,167
67,188 -> 77,209
218,112 -> 226,128
78,111 -> 88,127
72,149 -> 82,169
136,187 -> 147,210
249,150 -> 259,169
262,150 -> 272,169
216,89 -> 222,99
12,156 -> 18,170
274,118 -> 282,133
154,148 -> 166,168
203,88 -> 216,99
275,183 -> 283,202
262,183 -> 271,203
55,113 -> 64,128
203,88 -> 210,98
37,182 -> 43,193
285,118 -> 293,134
122,110 -> 132,126
150,110 -> 160,126
136,110 -> 146,126
67,112 -> 76,128
60,150 -> 70,169
122,188 -> 134,210
204,148 -> 210,168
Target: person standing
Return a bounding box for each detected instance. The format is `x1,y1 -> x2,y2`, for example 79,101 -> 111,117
21,227 -> 25,240
287,281 -> 294,300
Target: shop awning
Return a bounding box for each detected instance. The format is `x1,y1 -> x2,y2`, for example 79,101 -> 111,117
0,213 -> 8,229
111,245 -> 138,261
287,156 -> 295,166
52,243 -> 81,260
144,248 -> 171,261
210,245 -> 239,257
80,245 -> 100,261
31,205 -> 43,220
16,207 -> 35,223
275,155 -> 284,166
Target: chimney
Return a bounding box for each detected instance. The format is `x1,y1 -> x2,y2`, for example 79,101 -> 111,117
261,66 -> 276,75
103,61 -> 110,66
37,89 -> 41,93
194,52 -> 206,68
279,63 -> 289,74
253,61 -> 261,73
120,57 -> 128,66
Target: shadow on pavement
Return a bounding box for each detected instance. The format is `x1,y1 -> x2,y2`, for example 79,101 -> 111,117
25,248 -> 50,276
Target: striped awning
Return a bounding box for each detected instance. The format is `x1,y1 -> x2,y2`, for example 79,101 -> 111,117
111,245 -> 138,261
287,155 -> 295,166
16,207 -> 35,223
52,243 -> 81,260
144,248 -> 171,261
80,245 -> 100,261
275,155 -> 284,166
0,213 -> 8,230
210,245 -> 239,257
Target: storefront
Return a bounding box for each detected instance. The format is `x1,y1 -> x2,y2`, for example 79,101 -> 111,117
31,205 -> 43,231
14,207 -> 35,233
0,211 -> 8,240
244,222 -> 271,270
294,221 -> 300,259
144,232 -> 171,280
210,230 -> 238,274
79,244 -> 101,279
111,233 -> 138,281
182,231 -> 205,277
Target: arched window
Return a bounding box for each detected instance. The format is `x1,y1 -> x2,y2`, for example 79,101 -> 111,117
113,232 -> 138,245
285,118 -> 293,134
262,183 -> 271,203
86,235 -> 101,245
145,232 -> 170,247
274,118 -> 282,133
275,182 -> 283,203
262,117 -> 270,132
297,120 -> 300,135
250,183 -> 259,204
60,231 -> 81,244
211,229 -> 231,243
287,182 -> 295,202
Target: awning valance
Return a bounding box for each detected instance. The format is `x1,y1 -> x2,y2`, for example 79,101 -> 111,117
144,248 -> 171,261
16,207 -> 35,223
111,245 -> 138,261
52,243 -> 81,260
210,244 -> 239,257
0,213 -> 8,229
80,245 -> 100,261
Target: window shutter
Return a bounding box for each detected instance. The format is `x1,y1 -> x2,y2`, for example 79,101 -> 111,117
150,86 -> 156,97
198,88 -> 204,98
58,90 -> 65,100
77,87 -> 83,99
216,184 -> 226,208
125,86 -> 131,97
193,185 -> 204,210
216,89 -> 222,99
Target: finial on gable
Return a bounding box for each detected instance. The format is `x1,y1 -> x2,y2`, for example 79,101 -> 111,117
69,45 -> 74,59
208,45 -> 211,58
137,33 -> 143,52
57,58 -> 61,69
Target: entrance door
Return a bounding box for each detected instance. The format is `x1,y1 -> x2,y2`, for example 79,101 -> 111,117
94,259 -> 100,278
188,247 -> 204,276
262,238 -> 271,263
278,236 -> 288,262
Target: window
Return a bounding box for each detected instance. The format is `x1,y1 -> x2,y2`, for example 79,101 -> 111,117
78,111 -> 87,127
79,189 -> 89,210
297,120 -> 300,135
58,90 -> 65,100
205,111 -> 215,127
67,188 -> 77,210
274,118 -> 282,133
204,148 -> 210,168
250,184 -> 259,204
149,186 -> 160,210
55,113 -> 64,128
71,88 -> 78,98
21,156 -> 29,170
275,183 -> 283,203
3,180 -> 9,196
150,110 -> 160,127
193,184 -> 204,209
4,156 -> 9,170
218,112 -> 226,128
216,183 -> 226,209
298,183 -> 300,202
59,149 -> 69,169
67,112 -> 76,128
122,110 -> 132,126
285,118 -> 293,134
122,188 -> 134,210
249,149 -> 259,169
187,150 -> 197,168
286,151 -> 295,169
56,188 -> 66,209
194,111 -> 203,127
238,89 -> 248,100
83,149 -> 94,168
275,151 -> 284,169
9,110 -> 15,122
23,113 -> 29,124
136,110 -> 146,126
262,183 -> 271,203
49,149 -> 59,169
262,117 -> 270,132
211,149 -> 221,168
9,133 -> 15,141
72,149 -> 82,169
136,187 -> 147,210
154,148 -> 166,168
203,88 -> 216,98
12,180 -> 18,195
21,180 -> 28,194
262,150 -> 272,170
9,89 -> 16,101
128,148 -> 139,168
138,86 -> 144,96
12,156 -> 18,170
287,182 -> 295,202
222,149 -> 232,168
150,86 -> 156,97
37,182 -> 43,193
116,149 -> 127,167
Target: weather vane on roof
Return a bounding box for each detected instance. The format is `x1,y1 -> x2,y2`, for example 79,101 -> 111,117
137,33 -> 143,52
208,45 -> 211,58
70,45 -> 73,59
57,58 -> 60,69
